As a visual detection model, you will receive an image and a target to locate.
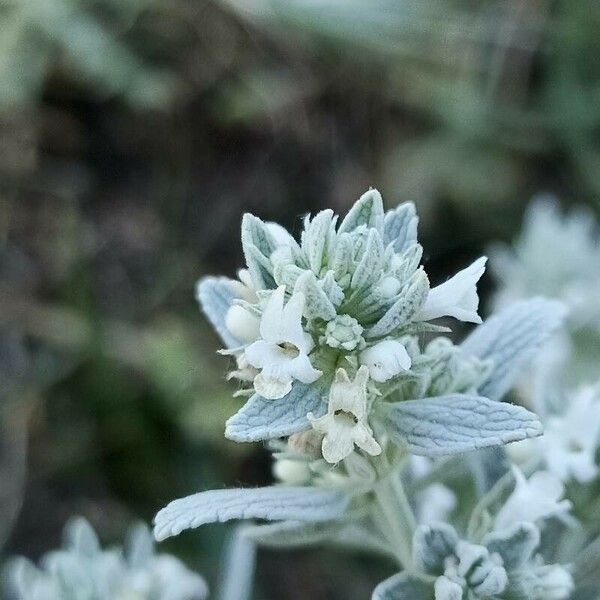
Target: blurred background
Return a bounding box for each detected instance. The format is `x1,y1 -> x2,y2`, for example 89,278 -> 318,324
1,0 -> 600,597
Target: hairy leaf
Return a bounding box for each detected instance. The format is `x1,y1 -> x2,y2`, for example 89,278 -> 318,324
413,522 -> 458,575
461,297 -> 566,401
484,522 -> 540,570
351,228 -> 384,290
154,487 -> 349,541
294,271 -> 337,321
386,394 -> 543,457
366,268 -> 429,338
241,214 -> 277,289
196,277 -> 242,349
383,202 -> 418,253
301,210 -> 336,274
241,519 -> 345,548
225,383 -> 326,442
339,189 -> 384,234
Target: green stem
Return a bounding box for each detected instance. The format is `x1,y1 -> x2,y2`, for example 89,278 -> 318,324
373,472 -> 417,569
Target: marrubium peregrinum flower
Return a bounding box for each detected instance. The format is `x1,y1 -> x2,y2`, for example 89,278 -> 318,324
193,189 -> 549,466
154,190 -> 566,599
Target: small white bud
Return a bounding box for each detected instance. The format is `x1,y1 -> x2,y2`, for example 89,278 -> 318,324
377,276 -> 402,299
225,305 -> 260,343
360,340 -> 411,382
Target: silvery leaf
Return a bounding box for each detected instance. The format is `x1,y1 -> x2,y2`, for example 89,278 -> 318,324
196,277 -> 242,349
241,214 -> 277,289
461,297 -> 567,401
154,487 -> 349,541
321,270 -> 345,306
394,243 -> 423,282
385,394 -> 543,457
339,189 -> 384,234
332,232 -> 353,280
241,519 -> 345,548
351,228 -> 384,290
219,526 -> 256,600
294,271 -> 337,321
225,383 -> 326,442
366,268 -> 429,338
301,210 -> 336,274
383,202 -> 418,253
484,522 -> 540,570
413,522 -> 459,575
241,519 -> 391,556
372,572 -> 433,600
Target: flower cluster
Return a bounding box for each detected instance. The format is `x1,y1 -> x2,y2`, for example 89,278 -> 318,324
5,518 -> 208,600
198,190 -> 524,468
375,465 -> 574,600
151,190 -> 575,600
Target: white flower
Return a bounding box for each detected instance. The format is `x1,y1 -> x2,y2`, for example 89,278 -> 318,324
245,286 -> 322,399
494,468 -> 571,531
417,257 -> 487,323
307,366 -> 381,464
360,340 -> 411,382
540,385 -> 600,483
225,351 -> 259,383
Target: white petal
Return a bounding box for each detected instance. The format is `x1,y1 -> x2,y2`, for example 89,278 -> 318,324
417,257 -> 487,323
307,412 -> 333,434
351,422 -> 382,457
244,340 -> 278,369
360,340 -> 411,383
329,366 -> 369,417
253,372 -> 293,399
288,354 -> 322,385
321,418 -> 356,463
281,291 -> 309,351
260,286 -> 286,341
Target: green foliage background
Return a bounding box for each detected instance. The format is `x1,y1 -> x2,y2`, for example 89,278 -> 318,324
1,0 -> 599,597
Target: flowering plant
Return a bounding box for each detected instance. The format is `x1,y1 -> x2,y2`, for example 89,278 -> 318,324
152,190 -> 578,599
5,517 -> 208,600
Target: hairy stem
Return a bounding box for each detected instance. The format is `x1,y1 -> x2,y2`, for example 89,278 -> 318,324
373,470 -> 416,569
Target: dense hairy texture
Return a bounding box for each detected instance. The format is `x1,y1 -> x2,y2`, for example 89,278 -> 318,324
383,202 -> 418,253
462,298 -> 566,401
225,383 -> 326,442
386,394 -> 543,457
154,487 -> 349,541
